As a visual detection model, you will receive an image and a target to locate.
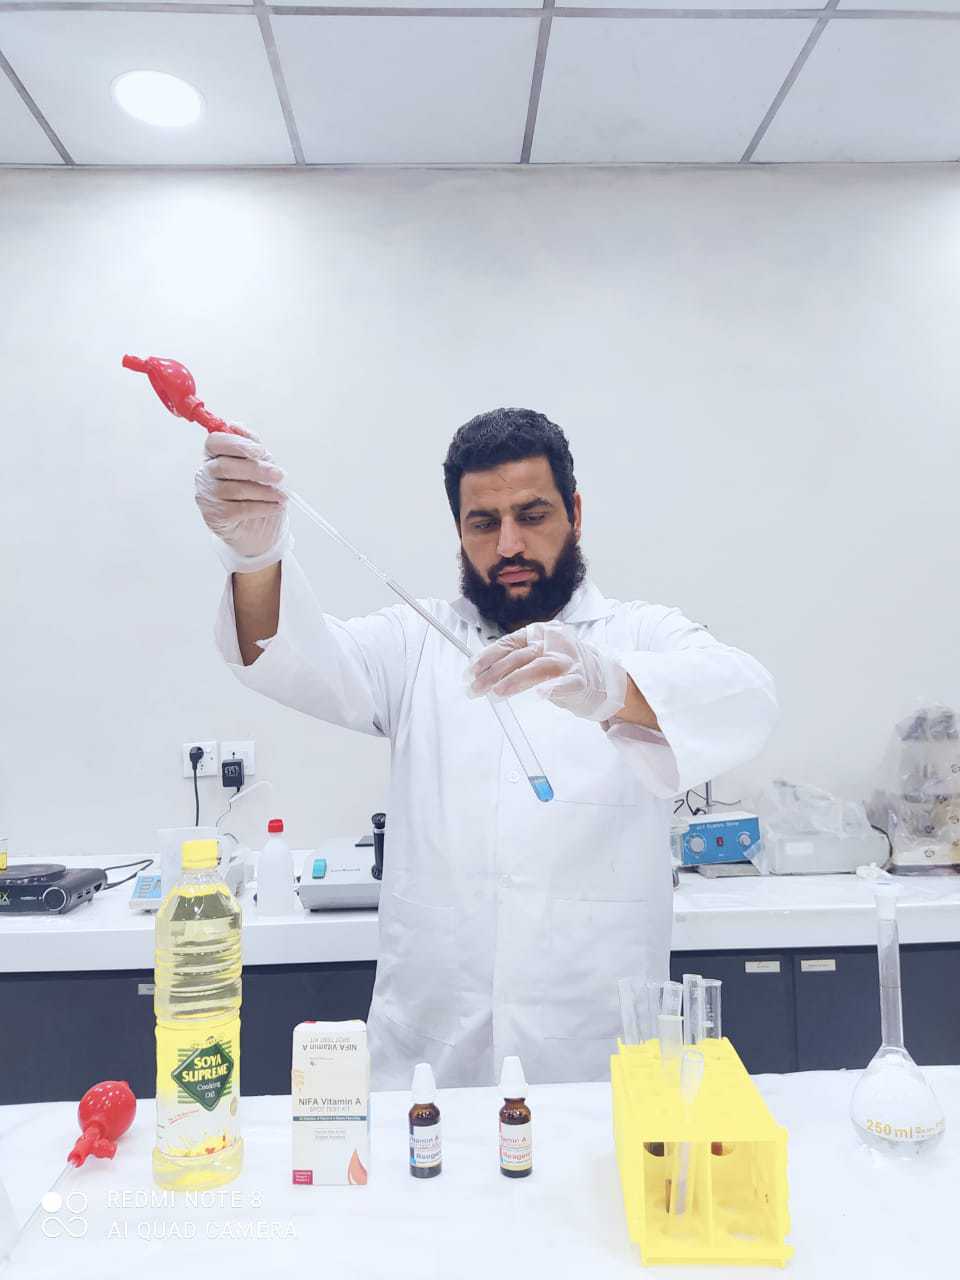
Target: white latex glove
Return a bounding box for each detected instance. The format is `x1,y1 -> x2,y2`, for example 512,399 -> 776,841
466,621 -> 629,723
195,424 -> 291,573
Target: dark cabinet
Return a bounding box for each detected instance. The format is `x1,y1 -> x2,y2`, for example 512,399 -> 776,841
0,961 -> 377,1105
671,951 -> 797,1074
793,945 -> 960,1071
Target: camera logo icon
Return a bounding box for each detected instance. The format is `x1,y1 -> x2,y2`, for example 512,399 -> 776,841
41,1191 -> 88,1238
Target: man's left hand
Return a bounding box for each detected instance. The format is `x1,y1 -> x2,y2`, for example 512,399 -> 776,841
465,622 -> 629,723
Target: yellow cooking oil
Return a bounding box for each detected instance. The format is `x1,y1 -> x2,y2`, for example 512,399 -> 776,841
153,837 -> 243,1189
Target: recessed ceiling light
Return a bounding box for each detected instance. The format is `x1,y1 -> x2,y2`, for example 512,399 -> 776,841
111,71 -> 205,128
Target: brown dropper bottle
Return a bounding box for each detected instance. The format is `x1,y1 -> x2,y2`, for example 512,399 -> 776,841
498,1056 -> 532,1178
409,1062 -> 442,1178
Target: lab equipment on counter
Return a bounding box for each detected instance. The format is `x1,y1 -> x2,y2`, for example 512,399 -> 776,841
130,826 -> 244,912
371,811 -> 385,881
154,838 -> 243,1189
676,811 -> 760,869
409,1063 -> 442,1179
123,353 -> 554,805
0,861 -> 105,914
257,818 -> 299,915
753,779 -> 888,875
297,839 -> 382,911
292,1021 -> 369,1186
611,1036 -> 792,1267
850,879 -> 945,1157
868,704 -> 960,873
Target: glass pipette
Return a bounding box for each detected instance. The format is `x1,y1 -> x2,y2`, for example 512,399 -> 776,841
123,355 -> 554,803
286,492 -> 554,799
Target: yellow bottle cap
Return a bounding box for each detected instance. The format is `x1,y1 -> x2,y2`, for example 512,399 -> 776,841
181,838 -> 218,870
0,851 -> 6,872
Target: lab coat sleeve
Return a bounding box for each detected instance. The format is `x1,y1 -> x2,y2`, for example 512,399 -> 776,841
604,607 -> 778,799
213,553 -> 407,738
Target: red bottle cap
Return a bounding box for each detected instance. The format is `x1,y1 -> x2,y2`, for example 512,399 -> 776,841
268,819 -> 284,833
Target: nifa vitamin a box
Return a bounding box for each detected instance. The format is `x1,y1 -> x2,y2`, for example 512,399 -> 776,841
291,1020 -> 370,1186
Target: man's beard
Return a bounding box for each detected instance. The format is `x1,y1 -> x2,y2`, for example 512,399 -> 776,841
459,531 -> 587,633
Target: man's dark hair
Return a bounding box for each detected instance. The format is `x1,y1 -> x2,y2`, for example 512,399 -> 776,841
443,408 -> 577,525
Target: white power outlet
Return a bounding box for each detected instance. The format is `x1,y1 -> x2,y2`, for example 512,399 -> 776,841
182,741 -> 219,778
220,740 -> 256,778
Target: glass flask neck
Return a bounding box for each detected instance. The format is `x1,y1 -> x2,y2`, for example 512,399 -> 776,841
878,916 -> 905,1051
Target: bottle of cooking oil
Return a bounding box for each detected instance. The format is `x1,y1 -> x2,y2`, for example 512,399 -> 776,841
153,837 -> 243,1189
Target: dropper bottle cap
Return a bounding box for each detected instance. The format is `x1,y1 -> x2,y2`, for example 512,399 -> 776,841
410,1062 -> 436,1106
500,1055 -> 527,1098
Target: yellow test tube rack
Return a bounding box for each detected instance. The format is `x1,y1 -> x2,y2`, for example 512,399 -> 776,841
611,1037 -> 792,1267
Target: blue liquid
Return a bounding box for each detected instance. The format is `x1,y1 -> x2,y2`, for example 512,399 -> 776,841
530,775 -> 554,803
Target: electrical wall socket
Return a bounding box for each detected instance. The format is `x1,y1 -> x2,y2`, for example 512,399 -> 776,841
220,740 -> 256,778
182,741 -> 219,778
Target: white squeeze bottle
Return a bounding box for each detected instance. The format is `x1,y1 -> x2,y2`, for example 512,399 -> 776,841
257,818 -> 299,915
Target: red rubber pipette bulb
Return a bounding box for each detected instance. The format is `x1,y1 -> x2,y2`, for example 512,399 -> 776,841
67,1081 -> 137,1168
122,354 -> 241,435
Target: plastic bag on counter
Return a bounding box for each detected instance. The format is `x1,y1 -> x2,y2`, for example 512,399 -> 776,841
866,703 -> 960,874
750,778 -> 888,875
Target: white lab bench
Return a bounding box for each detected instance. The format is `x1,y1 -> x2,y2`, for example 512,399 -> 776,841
4,858 -> 960,1099
5,858 -> 960,975
2,1069 -> 958,1280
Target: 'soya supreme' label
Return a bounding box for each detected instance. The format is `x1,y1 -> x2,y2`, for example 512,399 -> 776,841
156,1017 -> 240,1158
172,1041 -> 235,1111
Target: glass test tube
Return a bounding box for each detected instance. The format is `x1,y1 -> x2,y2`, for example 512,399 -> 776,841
661,980 -> 683,1018
683,974 -> 705,1045
702,979 -> 722,1040
669,1049 -> 705,1217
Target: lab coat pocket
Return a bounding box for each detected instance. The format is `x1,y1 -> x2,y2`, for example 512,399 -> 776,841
377,893 -> 459,1047
543,897 -> 654,1041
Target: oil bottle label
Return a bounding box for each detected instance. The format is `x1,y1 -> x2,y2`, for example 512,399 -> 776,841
156,1016 -> 240,1159
171,1040 -> 235,1111
499,1121 -> 532,1171
410,1122 -> 441,1168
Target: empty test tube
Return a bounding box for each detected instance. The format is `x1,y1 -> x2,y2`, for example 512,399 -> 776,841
682,974 -> 705,1045
669,1049 -> 705,1217
618,977 -> 663,1044
658,1013 -> 684,1068
661,980 -> 683,1018
702,979 -> 722,1040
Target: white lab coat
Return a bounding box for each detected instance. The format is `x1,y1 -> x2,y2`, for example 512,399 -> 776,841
215,555 -> 777,1088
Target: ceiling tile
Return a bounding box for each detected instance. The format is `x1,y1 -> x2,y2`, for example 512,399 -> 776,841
559,0 -> 806,9
273,15 -> 541,163
533,19 -> 816,163
839,0 -> 960,9
29,0 -> 250,5
756,20 -> 960,161
0,63 -> 63,163
0,11 -> 293,164
272,0 -> 529,7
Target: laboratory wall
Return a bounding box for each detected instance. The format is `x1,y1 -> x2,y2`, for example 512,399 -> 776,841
1,163 -> 957,859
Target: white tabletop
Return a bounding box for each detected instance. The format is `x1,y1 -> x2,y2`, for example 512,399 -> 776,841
0,1067 -> 957,1280
4,858 -> 960,974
